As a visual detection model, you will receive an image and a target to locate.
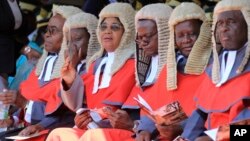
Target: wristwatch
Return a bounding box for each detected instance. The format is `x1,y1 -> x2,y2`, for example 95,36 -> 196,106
24,46 -> 31,54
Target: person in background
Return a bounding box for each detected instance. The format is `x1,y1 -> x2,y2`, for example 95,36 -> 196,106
0,17 -> 46,141
0,5 -> 82,141
135,2 -> 212,141
0,41 -> 43,141
46,3 -> 137,141
0,0 -> 22,82
181,0 -> 250,140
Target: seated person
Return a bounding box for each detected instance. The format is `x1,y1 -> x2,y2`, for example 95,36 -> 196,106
46,3 -> 137,141
135,2 -> 212,141
76,3 -> 173,141
0,5 -> 82,141
181,0 -> 250,140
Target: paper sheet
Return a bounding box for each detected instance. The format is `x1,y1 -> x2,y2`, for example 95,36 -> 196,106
133,94 -> 153,112
5,130 -> 48,140
204,128 -> 218,141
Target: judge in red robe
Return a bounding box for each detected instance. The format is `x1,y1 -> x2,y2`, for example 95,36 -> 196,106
46,3 -> 137,141
134,2 -> 212,141
77,4 -> 173,141
1,6 -> 82,141
181,0 -> 250,141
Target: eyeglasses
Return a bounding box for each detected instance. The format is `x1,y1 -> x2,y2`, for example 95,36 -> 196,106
99,23 -> 123,32
45,26 -> 62,36
135,32 -> 158,45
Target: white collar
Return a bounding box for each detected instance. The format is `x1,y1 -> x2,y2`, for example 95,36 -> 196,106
38,55 -> 58,81
216,50 -> 237,87
92,52 -> 115,94
145,55 -> 159,83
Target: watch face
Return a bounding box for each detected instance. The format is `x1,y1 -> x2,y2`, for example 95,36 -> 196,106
24,46 -> 31,54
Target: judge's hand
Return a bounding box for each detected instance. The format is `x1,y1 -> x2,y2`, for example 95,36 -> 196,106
216,125 -> 230,141
74,110 -> 92,129
155,123 -> 183,141
61,46 -> 81,88
195,136 -> 213,141
135,130 -> 151,141
68,45 -> 82,70
105,109 -> 134,130
0,118 -> 13,128
18,124 -> 44,136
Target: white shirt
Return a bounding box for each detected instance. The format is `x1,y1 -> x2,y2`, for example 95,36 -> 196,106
38,54 -> 58,81
145,55 -> 159,84
92,52 -> 114,94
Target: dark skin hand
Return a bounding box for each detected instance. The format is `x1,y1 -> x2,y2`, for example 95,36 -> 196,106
74,110 -> 92,129
0,89 -> 27,108
156,123 -> 183,140
104,109 -> 134,130
0,118 -> 13,128
18,124 -> 44,136
195,136 -> 213,141
61,46 -> 82,89
135,130 -> 151,141
0,89 -> 17,105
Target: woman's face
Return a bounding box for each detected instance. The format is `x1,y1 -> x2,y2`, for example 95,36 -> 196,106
99,17 -> 124,52
44,14 -> 65,53
66,28 -> 90,60
174,19 -> 201,57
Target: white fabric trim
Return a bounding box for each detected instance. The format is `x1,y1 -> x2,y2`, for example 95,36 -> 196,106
12,115 -> 19,126
176,54 -> 184,64
92,52 -> 115,94
38,55 -> 58,81
77,59 -> 86,73
216,50 -> 237,87
99,52 -> 114,89
24,101 -> 34,123
7,0 -> 22,29
145,55 -> 159,83
92,57 -> 108,94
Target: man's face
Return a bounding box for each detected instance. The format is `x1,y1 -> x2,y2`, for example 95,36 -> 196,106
44,14 -> 65,53
174,19 -> 201,57
136,19 -> 158,57
216,10 -> 247,50
66,28 -> 90,60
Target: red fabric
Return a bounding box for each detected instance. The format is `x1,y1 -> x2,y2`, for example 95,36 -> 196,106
46,59 -> 135,141
195,73 -> 250,129
49,59 -> 136,141
46,128 -> 86,141
139,66 -> 205,117
80,128 -> 134,141
73,62 -> 204,141
20,69 -> 62,114
123,85 -> 143,108
82,59 -> 136,109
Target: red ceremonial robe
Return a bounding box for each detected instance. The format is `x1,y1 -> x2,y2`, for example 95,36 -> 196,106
83,59 -> 136,109
20,69 -> 62,115
139,66 -> 205,116
195,72 -> 250,129
46,58 -> 136,141
81,65 -> 206,141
